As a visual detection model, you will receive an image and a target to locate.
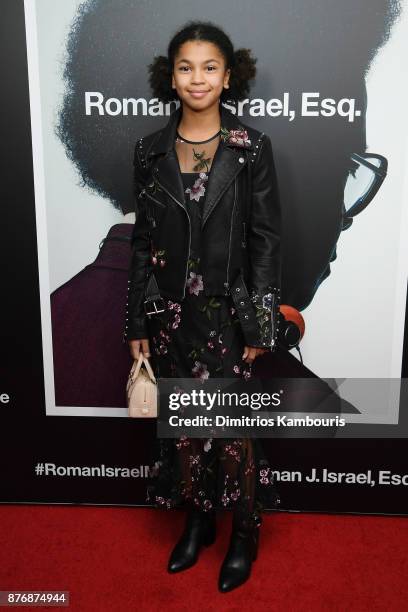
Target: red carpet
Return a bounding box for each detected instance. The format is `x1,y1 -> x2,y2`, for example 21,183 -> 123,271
1,505 -> 407,611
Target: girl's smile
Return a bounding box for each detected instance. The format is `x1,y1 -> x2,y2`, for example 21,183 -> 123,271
172,40 -> 230,112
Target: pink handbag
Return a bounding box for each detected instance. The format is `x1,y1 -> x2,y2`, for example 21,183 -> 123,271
126,353 -> 158,418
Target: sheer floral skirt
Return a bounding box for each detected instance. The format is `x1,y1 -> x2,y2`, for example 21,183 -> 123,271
144,264 -> 281,531
146,435 -> 280,530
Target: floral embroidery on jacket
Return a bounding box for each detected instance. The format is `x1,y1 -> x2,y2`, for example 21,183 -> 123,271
220,126 -> 252,148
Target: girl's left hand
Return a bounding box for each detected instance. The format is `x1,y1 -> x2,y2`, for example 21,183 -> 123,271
242,346 -> 268,363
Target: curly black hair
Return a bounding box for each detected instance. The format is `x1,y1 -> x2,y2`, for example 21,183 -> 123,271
148,20 -> 257,103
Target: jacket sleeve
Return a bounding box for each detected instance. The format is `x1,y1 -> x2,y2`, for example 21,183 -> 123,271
247,133 -> 282,351
123,143 -> 152,342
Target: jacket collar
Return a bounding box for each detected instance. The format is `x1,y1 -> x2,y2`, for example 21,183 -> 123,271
147,103 -> 252,227
146,103 -> 254,158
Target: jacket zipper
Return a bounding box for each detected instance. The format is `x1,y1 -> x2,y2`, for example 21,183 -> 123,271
146,207 -> 156,229
152,171 -> 191,299
225,178 -> 237,294
145,190 -> 166,209
202,153 -> 248,228
138,189 -> 156,228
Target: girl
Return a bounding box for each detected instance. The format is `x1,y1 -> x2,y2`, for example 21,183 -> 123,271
125,20 -> 282,592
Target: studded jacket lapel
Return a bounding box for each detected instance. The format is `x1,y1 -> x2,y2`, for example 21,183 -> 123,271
153,150 -> 186,211
201,140 -> 248,226
200,104 -> 253,226
146,106 -> 186,211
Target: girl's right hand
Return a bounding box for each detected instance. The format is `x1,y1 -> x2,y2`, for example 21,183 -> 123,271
128,339 -> 150,359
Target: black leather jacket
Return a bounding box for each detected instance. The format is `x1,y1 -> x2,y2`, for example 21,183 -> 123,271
124,103 -> 282,350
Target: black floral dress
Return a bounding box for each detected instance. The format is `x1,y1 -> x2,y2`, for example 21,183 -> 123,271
145,139 -> 281,530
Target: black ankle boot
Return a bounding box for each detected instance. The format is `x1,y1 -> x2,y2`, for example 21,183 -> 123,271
218,522 -> 260,592
167,507 -> 216,573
